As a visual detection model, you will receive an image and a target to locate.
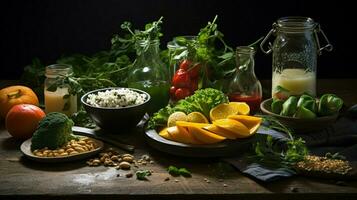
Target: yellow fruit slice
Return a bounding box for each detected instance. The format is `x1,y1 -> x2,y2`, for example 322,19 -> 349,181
159,127 -> 172,140
228,115 -> 262,135
209,103 -> 240,121
167,112 -> 188,127
229,102 -> 250,115
228,115 -> 262,129
176,125 -> 202,144
203,124 -> 237,139
187,112 -> 209,123
175,121 -> 209,128
213,119 -> 250,138
188,126 -> 226,144
167,126 -> 193,144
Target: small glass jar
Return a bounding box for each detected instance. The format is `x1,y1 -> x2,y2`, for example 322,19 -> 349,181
44,64 -> 77,116
227,46 -> 262,113
127,40 -> 170,114
261,16 -> 333,98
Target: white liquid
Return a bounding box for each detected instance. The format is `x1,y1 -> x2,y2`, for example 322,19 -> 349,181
272,68 -> 316,97
45,87 -> 77,116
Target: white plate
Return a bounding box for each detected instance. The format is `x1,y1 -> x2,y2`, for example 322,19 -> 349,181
20,136 -> 104,163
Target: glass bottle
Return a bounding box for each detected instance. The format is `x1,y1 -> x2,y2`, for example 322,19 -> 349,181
227,46 -> 262,113
127,40 -> 170,115
260,16 -> 333,98
44,64 -> 77,116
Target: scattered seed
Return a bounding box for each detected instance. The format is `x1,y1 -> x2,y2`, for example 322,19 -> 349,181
174,179 -> 179,182
149,161 -> 154,164
164,177 -> 170,181
126,173 -> 133,178
119,161 -> 131,170
223,184 -> 227,187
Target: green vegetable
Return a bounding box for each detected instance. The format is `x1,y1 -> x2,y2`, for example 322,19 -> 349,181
280,96 -> 298,116
148,88 -> 228,129
271,99 -> 284,114
297,94 -> 315,109
167,165 -> 192,177
70,109 -> 96,129
252,116 -> 308,169
318,94 -> 344,116
31,112 -> 77,151
136,170 -> 152,180
295,105 -> 316,119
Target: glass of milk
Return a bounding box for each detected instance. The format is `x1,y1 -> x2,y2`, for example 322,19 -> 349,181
44,64 -> 77,116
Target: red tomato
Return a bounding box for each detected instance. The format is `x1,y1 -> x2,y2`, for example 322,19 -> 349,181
6,104 -> 45,140
179,59 -> 192,71
172,69 -> 191,88
169,86 -> 177,99
175,88 -> 191,100
188,63 -> 201,78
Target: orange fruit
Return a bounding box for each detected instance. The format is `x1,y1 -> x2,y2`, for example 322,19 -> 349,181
5,104 -> 45,140
0,85 -> 39,118
229,102 -> 250,115
209,103 -> 240,121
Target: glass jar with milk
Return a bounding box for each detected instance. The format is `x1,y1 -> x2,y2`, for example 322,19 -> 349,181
260,17 -> 333,98
44,64 -> 77,116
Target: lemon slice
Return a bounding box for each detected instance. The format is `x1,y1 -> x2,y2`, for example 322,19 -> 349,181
167,112 -> 188,127
209,103 -> 240,121
229,102 -> 250,115
187,112 -> 209,123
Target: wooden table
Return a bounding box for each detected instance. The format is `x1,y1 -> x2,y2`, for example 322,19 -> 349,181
1,79 -> 357,200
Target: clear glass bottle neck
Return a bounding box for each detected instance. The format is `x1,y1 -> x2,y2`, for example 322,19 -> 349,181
45,64 -> 73,78
236,46 -> 255,72
136,40 -> 161,59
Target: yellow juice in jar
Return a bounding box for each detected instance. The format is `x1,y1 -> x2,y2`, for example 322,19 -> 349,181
272,68 -> 316,96
45,87 -> 77,116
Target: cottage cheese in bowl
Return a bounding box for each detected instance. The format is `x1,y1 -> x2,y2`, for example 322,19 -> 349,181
86,88 -> 148,108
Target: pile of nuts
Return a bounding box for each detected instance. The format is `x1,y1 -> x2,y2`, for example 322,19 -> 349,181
295,155 -> 353,175
86,148 -> 153,171
32,137 -> 98,157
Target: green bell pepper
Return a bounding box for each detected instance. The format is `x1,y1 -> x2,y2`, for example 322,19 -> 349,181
280,96 -> 298,116
295,104 -> 317,119
271,99 -> 284,114
318,94 -> 344,116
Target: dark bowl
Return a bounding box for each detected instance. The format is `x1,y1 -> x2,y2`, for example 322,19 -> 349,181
260,98 -> 338,133
81,87 -> 150,130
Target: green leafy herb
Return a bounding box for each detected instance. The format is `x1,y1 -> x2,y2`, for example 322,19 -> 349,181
251,116 -> 309,169
70,109 -> 96,129
136,170 -> 152,180
167,165 -> 192,177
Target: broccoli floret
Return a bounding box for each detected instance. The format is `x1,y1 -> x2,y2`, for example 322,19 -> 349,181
31,112 -> 76,151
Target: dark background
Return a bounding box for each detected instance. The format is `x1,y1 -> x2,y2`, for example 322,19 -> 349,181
0,0 -> 355,79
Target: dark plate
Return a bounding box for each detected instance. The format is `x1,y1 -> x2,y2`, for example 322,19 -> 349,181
20,136 -> 104,163
145,129 -> 256,157
260,98 -> 338,133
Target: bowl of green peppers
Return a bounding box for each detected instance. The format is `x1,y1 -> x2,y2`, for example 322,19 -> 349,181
260,94 -> 344,133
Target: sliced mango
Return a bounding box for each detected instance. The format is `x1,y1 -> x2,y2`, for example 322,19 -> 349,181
166,126 -> 192,144
188,126 -> 226,144
176,125 -> 202,144
228,115 -> 262,129
213,119 -> 250,138
175,121 -> 209,128
228,115 -> 262,135
203,124 -> 237,139
159,127 -> 172,140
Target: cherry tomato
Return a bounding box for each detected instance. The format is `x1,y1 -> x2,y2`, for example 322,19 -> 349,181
188,63 -> 201,78
179,59 -> 192,71
175,88 -> 191,100
172,69 -> 191,88
169,86 -> 177,99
